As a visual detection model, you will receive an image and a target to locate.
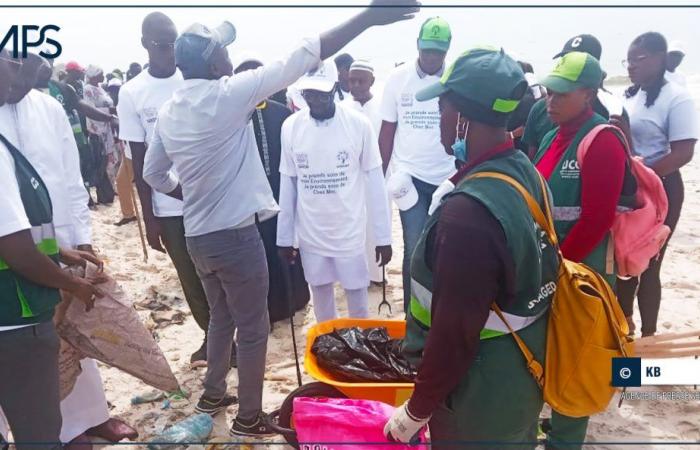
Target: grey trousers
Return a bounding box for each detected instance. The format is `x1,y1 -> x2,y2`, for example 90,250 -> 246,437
0,321 -> 62,450
186,225 -> 270,421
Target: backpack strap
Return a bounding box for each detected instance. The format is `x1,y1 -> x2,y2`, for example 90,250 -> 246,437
576,123 -> 632,167
465,170 -> 559,389
492,302 -> 544,387
467,171 -> 559,249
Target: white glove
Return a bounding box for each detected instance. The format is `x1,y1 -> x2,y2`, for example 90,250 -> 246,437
428,179 -> 455,216
383,401 -> 430,444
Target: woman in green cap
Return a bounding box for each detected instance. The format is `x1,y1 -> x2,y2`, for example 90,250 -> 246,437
383,47 -> 559,449
532,51 -> 631,449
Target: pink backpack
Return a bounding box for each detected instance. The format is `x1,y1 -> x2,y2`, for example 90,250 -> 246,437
577,124 -> 671,278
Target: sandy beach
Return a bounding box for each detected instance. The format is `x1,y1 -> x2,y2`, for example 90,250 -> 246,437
84,84 -> 700,449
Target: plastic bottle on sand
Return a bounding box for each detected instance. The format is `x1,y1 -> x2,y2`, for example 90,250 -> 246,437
147,413 -> 214,449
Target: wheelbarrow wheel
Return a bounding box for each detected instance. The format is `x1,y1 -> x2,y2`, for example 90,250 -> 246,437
277,382 -> 347,448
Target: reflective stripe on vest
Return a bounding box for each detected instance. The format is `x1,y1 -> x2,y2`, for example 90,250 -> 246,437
0,223 -> 58,270
0,222 -> 57,318
552,205 -> 633,222
410,278 -> 547,339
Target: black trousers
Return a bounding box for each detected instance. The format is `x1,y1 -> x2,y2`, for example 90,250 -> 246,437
617,170 -> 684,335
0,322 -> 62,450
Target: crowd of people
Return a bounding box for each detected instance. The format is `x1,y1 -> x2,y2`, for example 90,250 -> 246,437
0,2 -> 697,448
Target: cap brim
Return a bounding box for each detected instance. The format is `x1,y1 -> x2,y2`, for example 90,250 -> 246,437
213,21 -> 236,47
418,40 -> 449,53
540,75 -> 580,93
415,81 -> 449,101
297,80 -> 336,93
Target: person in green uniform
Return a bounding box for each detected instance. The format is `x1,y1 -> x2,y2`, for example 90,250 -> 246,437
522,34 -> 628,158
0,50 -> 103,450
383,48 -> 560,449
531,52 -> 632,449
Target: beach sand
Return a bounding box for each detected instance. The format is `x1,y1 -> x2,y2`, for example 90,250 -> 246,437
85,85 -> 700,449
88,163 -> 699,449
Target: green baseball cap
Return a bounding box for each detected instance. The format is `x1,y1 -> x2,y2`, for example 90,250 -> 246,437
415,47 -> 527,114
417,17 -> 451,53
540,51 -> 603,94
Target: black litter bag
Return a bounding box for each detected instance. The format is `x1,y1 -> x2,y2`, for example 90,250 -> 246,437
311,327 -> 416,383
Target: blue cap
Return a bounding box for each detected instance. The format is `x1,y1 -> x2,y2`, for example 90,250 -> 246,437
175,21 -> 236,75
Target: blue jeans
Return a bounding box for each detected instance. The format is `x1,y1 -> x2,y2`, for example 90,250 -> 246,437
399,177 -> 438,313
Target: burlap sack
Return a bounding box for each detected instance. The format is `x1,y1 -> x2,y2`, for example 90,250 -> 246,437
58,337 -> 84,400
56,262 -> 180,393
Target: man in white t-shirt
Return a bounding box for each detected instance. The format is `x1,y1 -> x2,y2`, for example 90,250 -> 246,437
277,60 -> 392,322
142,2 -> 418,435
343,59 -> 386,285
378,16 -> 455,312
117,12 -> 211,366
665,40 -> 688,87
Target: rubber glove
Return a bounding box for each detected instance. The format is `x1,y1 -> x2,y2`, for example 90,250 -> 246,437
428,179 -> 455,216
383,401 -> 430,443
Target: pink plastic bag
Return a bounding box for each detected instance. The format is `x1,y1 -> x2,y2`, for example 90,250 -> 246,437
293,397 -> 427,449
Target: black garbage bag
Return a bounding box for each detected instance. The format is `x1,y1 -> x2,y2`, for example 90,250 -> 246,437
311,327 -> 416,383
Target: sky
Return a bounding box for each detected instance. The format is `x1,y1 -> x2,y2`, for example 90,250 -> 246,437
3,1 -> 700,82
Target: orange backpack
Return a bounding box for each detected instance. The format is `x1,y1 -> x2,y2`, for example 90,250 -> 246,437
469,171 -> 635,417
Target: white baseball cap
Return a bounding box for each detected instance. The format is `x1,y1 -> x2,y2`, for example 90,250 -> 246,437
296,60 -> 338,93
668,40 -> 686,55
387,172 -> 418,211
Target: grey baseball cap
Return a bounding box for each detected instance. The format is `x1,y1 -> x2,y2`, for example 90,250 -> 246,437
175,21 -> 236,73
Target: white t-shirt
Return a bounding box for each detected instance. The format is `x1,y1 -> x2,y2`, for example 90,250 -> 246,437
623,81 -> 699,166
117,70 -> 184,218
665,70 -> 687,87
143,37 -> 322,237
380,63 -> 455,186
0,143 -> 30,239
0,90 -> 91,247
344,95 -> 382,134
0,142 -> 35,332
280,104 -> 382,257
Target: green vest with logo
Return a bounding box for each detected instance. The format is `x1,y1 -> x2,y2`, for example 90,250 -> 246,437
404,150 -> 559,361
533,114 -> 634,286
0,135 -> 61,326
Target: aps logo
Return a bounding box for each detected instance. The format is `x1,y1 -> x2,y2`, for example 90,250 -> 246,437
0,25 -> 62,59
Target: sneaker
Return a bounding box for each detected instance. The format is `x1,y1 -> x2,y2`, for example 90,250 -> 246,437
194,394 -> 237,416
190,339 -> 207,368
229,412 -> 277,438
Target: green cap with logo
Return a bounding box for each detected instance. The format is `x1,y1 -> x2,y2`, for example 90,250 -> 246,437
417,17 -> 451,53
415,47 -> 527,115
540,51 -> 603,93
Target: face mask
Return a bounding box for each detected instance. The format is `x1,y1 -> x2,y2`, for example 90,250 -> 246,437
451,113 -> 469,162
451,139 -> 467,162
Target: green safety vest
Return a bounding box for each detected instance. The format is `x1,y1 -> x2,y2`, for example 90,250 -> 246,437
533,114 -> 635,286
48,80 -> 88,147
0,135 -> 61,326
404,150 -> 559,361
